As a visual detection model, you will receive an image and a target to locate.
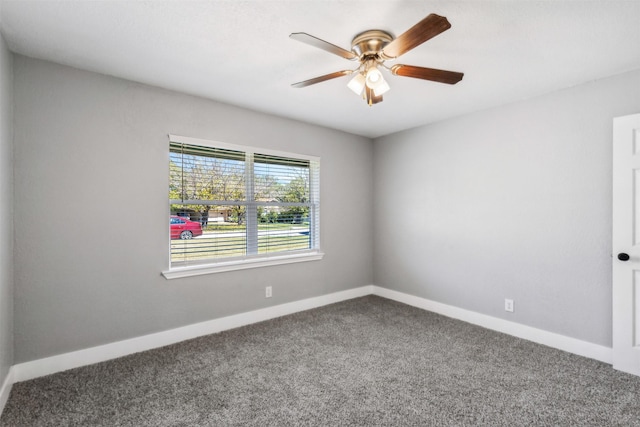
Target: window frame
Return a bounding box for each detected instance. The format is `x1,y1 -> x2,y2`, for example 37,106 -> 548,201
162,134 -> 323,279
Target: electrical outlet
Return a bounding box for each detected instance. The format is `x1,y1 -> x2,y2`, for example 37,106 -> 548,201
505,298 -> 514,313
265,286 -> 272,298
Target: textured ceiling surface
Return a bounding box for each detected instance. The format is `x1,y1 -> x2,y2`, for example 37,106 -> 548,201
1,1 -> 640,138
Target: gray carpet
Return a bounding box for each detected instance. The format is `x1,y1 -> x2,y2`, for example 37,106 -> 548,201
2,295 -> 640,426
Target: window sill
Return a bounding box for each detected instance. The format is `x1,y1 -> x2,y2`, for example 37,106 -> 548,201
162,251 -> 324,279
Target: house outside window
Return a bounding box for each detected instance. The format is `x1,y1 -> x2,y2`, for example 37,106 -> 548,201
164,135 -> 322,278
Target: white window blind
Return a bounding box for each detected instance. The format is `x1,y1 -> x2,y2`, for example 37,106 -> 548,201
169,136 -> 320,269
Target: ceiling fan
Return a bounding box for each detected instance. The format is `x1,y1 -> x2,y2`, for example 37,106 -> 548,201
290,13 -> 464,106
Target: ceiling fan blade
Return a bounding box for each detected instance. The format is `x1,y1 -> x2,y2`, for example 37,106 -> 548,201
381,14 -> 451,59
391,64 -> 463,84
291,70 -> 354,88
290,33 -> 358,60
365,87 -> 383,106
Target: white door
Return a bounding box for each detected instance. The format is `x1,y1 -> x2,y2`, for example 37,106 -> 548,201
613,113 -> 640,376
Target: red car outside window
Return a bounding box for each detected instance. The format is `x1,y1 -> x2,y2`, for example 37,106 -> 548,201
170,215 -> 203,240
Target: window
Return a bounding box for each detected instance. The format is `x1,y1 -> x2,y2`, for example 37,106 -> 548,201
164,135 -> 321,278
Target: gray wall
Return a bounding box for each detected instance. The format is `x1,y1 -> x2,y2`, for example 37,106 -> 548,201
11,50 -> 640,364
12,56 -> 373,363
374,69 -> 640,347
0,33 -> 13,383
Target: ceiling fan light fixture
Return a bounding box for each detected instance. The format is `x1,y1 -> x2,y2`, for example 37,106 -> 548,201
365,66 -> 383,88
347,72 -> 366,95
373,79 -> 390,96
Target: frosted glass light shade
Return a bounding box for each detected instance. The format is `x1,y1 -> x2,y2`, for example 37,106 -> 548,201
365,67 -> 383,88
373,79 -> 390,96
347,73 -> 366,95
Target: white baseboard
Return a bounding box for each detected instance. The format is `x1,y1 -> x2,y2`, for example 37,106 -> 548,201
371,286 -> 612,365
12,285 -> 373,383
0,367 -> 13,417
9,284 -> 612,387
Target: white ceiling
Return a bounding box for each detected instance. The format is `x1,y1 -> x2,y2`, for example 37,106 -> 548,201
1,1 -> 640,138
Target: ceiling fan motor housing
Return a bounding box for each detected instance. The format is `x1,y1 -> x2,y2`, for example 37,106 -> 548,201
351,30 -> 394,59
